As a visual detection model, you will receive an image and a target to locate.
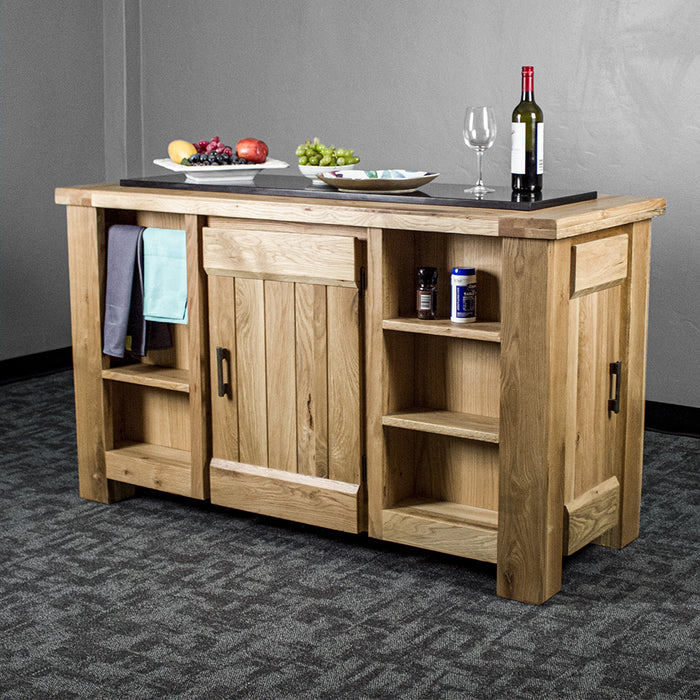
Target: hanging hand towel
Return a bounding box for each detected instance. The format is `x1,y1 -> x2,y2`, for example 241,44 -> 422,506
129,228 -> 172,356
142,228 -> 188,325
103,224 -> 144,357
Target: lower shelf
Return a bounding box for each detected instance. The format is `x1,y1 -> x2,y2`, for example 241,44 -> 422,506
105,441 -> 193,497
381,498 -> 498,563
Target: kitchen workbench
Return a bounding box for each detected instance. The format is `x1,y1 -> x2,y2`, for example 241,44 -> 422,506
56,178 -> 665,603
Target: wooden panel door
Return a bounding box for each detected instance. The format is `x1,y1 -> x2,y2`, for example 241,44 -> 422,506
206,226 -> 366,533
563,228 -> 640,554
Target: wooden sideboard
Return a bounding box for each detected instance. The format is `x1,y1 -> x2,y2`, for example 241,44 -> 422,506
55,182 -> 665,603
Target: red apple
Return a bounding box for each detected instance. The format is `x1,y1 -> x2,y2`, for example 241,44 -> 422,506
236,138 -> 268,163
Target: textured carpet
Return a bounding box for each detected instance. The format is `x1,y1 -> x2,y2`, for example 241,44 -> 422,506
0,370 -> 698,699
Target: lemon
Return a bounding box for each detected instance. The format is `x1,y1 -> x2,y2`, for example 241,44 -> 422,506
168,139 -> 197,163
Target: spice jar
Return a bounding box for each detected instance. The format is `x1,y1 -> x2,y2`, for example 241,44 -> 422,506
416,267 -> 438,320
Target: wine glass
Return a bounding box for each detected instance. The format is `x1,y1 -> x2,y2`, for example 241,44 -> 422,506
463,106 -> 497,195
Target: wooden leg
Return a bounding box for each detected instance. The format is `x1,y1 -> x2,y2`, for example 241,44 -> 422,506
185,214 -> 210,500
497,237 -> 569,604
66,205 -> 133,503
365,227 -> 385,539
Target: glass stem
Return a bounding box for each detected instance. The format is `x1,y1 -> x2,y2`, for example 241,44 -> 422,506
476,148 -> 484,187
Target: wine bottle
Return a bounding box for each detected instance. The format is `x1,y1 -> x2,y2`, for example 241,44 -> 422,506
511,65 -> 544,193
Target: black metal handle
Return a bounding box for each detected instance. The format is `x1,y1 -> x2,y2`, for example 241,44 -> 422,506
608,361 -> 621,415
216,346 -> 230,398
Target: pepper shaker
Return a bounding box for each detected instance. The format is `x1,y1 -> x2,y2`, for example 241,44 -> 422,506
416,267 -> 438,320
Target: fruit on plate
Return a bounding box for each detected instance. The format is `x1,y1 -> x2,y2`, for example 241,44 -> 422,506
295,137 -> 360,167
174,136 -> 269,166
189,136 -> 238,165
168,139 -> 197,164
193,135 -> 234,157
236,138 -> 269,164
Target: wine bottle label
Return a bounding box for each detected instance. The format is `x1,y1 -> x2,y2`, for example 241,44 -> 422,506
511,123 -> 526,174
511,122 -> 544,175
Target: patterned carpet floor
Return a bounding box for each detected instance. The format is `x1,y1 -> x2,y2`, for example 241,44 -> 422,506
0,370 -> 698,699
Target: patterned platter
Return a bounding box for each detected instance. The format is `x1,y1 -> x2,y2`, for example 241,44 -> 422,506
318,169 -> 439,193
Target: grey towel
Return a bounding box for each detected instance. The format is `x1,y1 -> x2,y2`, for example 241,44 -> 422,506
103,225 -> 171,358
103,225 -> 142,358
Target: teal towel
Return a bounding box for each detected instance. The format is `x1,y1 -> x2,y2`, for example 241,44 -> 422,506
143,228 -> 188,324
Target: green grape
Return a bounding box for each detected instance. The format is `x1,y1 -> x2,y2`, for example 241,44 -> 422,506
296,138 -> 360,166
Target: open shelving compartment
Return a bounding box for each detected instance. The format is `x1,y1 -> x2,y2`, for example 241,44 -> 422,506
100,209 -> 209,500
374,227 -> 502,563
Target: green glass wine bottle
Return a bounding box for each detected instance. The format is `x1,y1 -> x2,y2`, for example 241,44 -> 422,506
511,66 -> 543,193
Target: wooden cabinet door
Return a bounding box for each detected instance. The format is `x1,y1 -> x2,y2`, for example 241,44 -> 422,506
205,225 -> 366,533
563,229 -> 638,554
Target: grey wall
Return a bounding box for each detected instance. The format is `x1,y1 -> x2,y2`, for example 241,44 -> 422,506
0,0 -> 104,359
1,0 -> 698,409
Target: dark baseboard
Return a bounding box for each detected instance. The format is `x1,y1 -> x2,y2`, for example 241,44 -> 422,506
644,400 -> 699,439
1,347 -> 697,438
0,346 -> 73,385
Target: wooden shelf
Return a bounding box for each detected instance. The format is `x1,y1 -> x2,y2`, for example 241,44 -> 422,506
382,409 -> 499,443
382,498 -> 498,563
105,441 -> 192,496
382,317 -> 501,342
102,364 -> 190,393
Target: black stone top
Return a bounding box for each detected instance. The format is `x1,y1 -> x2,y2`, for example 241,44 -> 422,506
119,173 -> 596,211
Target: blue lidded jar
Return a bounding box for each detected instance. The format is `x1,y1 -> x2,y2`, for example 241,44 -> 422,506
450,267 -> 476,324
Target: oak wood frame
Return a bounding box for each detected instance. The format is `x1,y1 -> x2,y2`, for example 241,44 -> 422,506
58,184 -> 664,603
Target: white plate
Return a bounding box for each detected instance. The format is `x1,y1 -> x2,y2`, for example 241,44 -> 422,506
318,169 -> 439,193
154,157 -> 289,183
298,163 -> 356,184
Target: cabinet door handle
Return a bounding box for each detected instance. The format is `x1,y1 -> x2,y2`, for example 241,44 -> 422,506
608,361 -> 621,415
216,346 -> 230,398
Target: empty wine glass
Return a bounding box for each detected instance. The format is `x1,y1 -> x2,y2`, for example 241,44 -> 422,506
463,106 -> 497,195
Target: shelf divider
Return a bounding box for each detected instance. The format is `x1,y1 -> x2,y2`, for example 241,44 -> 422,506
102,364 -> 190,393
382,317 -> 501,342
382,409 -> 499,443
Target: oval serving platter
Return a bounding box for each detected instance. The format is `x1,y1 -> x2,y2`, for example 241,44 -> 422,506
318,169 -> 439,193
